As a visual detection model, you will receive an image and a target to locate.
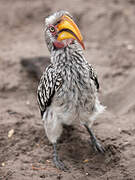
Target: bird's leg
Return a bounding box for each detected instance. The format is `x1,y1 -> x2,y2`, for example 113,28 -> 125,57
53,143 -> 68,171
84,124 -> 105,153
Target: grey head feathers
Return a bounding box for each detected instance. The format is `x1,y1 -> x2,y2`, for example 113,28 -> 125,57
44,10 -> 72,52
45,10 -> 72,27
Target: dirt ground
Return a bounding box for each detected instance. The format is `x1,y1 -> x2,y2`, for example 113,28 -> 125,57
0,0 -> 135,179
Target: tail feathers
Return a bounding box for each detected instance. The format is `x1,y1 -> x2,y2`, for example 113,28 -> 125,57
91,98 -> 106,121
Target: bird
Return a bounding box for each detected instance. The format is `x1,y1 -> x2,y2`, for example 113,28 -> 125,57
37,10 -> 106,171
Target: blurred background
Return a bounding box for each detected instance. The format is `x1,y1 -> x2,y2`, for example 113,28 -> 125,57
0,0 -> 135,179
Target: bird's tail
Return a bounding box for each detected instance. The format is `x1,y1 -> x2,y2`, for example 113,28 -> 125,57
90,98 -> 106,122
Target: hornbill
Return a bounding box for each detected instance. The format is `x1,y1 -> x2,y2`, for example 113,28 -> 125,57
37,10 -> 105,171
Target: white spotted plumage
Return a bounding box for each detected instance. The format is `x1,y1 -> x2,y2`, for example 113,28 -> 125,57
37,11 -> 106,170
37,40 -> 105,143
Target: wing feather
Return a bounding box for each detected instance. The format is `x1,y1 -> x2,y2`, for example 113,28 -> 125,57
88,64 -> 99,91
37,64 -> 62,117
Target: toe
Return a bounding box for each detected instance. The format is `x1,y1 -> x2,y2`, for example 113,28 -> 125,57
53,158 -> 68,171
95,142 -> 105,154
89,139 -> 105,154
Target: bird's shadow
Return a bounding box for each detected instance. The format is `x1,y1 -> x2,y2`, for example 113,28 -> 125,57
58,125 -> 100,162
20,56 -> 50,81
57,125 -> 121,171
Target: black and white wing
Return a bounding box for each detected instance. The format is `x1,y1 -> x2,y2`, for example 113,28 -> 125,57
37,64 -> 62,117
88,64 -> 99,91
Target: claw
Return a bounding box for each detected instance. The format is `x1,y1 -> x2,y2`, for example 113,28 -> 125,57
53,143 -> 69,171
84,124 -> 105,154
53,156 -> 68,171
91,139 -> 105,154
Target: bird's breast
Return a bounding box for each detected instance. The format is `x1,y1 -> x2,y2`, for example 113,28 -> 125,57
54,66 -> 96,113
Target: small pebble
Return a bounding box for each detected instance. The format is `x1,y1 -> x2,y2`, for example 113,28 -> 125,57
8,129 -> 14,138
46,160 -> 51,163
2,162 -> 5,167
127,44 -> 133,50
83,159 -> 89,163
26,100 -> 30,105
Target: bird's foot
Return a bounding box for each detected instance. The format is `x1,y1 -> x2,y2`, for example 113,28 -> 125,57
53,155 -> 68,171
90,138 -> 105,154
84,124 -> 105,154
53,143 -> 68,171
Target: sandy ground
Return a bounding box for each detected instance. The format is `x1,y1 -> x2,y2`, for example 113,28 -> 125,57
0,0 -> 135,179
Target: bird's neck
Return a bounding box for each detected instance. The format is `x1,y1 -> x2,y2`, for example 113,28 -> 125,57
50,44 -> 85,70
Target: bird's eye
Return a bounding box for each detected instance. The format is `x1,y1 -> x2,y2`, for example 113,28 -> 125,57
49,26 -> 55,33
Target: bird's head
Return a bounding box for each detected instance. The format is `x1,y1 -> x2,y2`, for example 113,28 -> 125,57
45,10 -> 85,52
